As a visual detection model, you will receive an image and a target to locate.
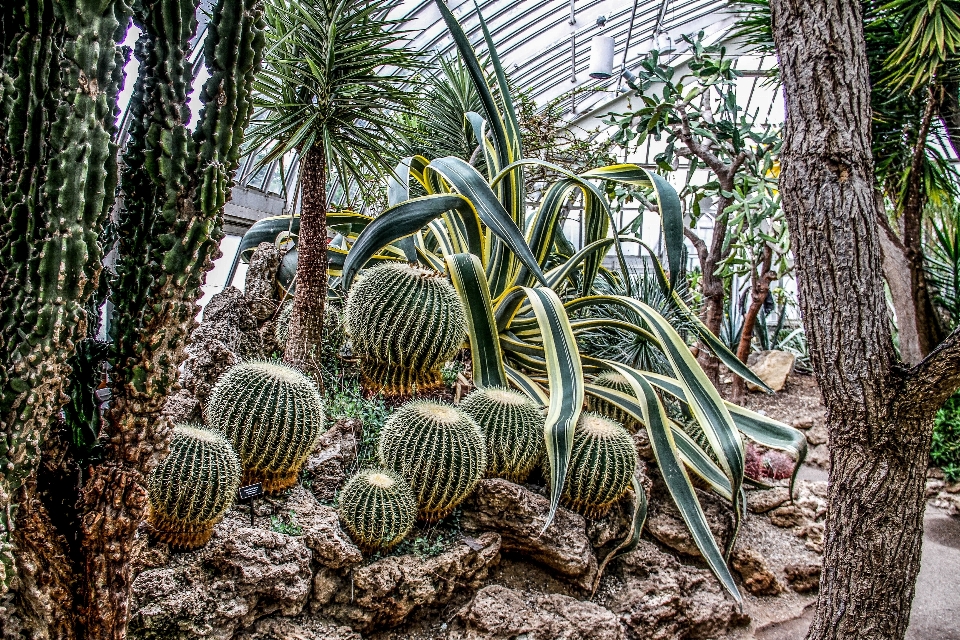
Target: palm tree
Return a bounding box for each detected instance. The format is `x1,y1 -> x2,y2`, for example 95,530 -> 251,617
249,0 -> 422,370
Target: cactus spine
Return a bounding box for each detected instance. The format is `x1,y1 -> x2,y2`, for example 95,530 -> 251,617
345,263 -> 467,396
459,387 -> 545,483
0,0 -> 132,595
147,425 -> 241,550
378,400 -> 486,522
561,412 -> 637,518
337,468 -> 416,552
586,372 -> 640,433
78,0 -> 265,632
206,361 -> 325,493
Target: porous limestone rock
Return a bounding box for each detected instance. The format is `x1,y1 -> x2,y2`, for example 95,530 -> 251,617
326,532 -> 501,631
302,418 -> 360,503
598,539 -> 751,640
747,487 -> 791,514
746,350 -> 796,392
176,287 -> 263,411
128,527 -> 312,639
231,616 -> 361,640
731,548 -> 782,596
453,585 -> 626,640
805,423 -> 829,447
284,486 -> 363,569
784,563 -> 821,593
644,479 -> 733,558
245,243 -> 281,321
460,479 -> 598,589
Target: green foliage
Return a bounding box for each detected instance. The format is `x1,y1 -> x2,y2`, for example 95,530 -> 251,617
325,379 -> 389,471
147,425 -> 241,550
459,387 -> 545,482
377,400 -> 486,522
206,361 -> 326,494
561,413 -> 637,519
926,204 -> 960,329
337,468 -> 416,552
585,372 -> 640,432
345,263 -> 467,396
933,390 -> 960,482
269,511 -> 303,536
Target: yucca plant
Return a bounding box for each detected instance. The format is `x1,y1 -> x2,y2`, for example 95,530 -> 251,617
340,1 -> 806,603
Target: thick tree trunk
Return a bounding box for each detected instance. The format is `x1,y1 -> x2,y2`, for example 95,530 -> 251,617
770,1 -> 960,639
283,145 -> 328,375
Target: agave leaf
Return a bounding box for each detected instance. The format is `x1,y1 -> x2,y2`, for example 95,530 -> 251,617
446,252 -> 508,388
582,165 -> 684,290
505,364 -> 550,406
342,194 -> 472,289
600,362 -> 742,603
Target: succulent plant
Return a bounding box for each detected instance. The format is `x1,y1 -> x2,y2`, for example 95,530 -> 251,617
459,387 -> 545,482
561,412 -> 637,518
586,372 -> 640,433
337,468 -> 416,552
147,425 -> 241,550
345,263 -> 467,396
206,360 -> 325,493
377,400 -> 486,522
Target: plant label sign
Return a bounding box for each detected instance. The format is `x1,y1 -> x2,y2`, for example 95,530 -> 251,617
238,482 -> 263,525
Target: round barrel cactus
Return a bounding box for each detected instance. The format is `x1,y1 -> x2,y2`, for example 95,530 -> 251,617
206,360 -> 325,493
377,400 -> 486,522
345,263 -> 467,396
586,371 -> 640,433
147,425 -> 241,550
337,468 -> 416,552
459,386 -> 545,482
561,412 -> 637,518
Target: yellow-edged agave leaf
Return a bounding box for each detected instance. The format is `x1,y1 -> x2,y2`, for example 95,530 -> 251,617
600,362 -> 742,603
427,157 -> 547,293
238,214 -> 299,262
467,111 -> 500,179
545,238 -> 617,289
447,253 -> 508,388
505,364 -> 550,406
641,370 -> 806,494
582,165 -> 684,290
509,286 -> 584,530
427,219 -> 459,258
635,241 -> 773,392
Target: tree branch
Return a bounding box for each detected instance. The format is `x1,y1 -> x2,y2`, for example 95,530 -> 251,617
905,326 -> 960,409
684,226 -> 708,266
675,104 -> 728,176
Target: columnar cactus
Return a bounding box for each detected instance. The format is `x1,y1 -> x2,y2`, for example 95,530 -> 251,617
0,0 -> 131,593
345,263 -> 467,396
337,468 -> 416,552
147,425 -> 241,550
206,361 -> 325,493
459,387 -> 545,482
586,372 -> 640,433
561,412 -> 637,518
79,0 -> 265,630
378,400 -> 486,521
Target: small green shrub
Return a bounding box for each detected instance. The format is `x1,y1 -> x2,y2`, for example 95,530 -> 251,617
270,510 -> 303,536
933,390 -> 960,482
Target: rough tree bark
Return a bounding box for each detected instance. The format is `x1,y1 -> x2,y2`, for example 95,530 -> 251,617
283,145 -> 328,375
770,1 -> 960,639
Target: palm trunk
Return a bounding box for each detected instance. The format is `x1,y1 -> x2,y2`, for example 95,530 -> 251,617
770,1 -> 960,638
283,145 -> 328,375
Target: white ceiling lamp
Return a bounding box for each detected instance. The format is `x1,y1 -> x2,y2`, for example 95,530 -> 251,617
588,15 -> 614,79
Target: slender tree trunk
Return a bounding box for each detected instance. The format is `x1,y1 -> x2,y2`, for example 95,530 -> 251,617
878,213 -> 926,364
770,1 -> 960,639
695,189 -> 735,385
731,246 -> 775,402
283,145 -> 328,375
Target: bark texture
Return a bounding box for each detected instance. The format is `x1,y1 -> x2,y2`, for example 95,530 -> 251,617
283,145 -> 328,374
770,1 -> 960,639
731,246 -> 776,402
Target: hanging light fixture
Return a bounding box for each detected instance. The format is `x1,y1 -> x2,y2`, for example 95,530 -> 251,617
588,15 -> 614,79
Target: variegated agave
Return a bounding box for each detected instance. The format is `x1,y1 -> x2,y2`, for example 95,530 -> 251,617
337,1 -> 806,603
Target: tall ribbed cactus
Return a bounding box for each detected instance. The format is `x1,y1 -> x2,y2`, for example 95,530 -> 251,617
78,0 -> 265,634
345,263 -> 467,396
0,0 -> 131,602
